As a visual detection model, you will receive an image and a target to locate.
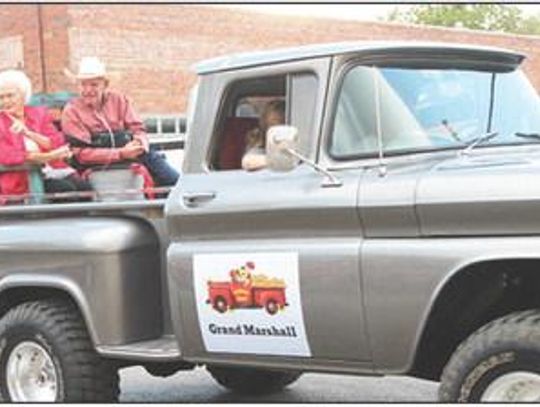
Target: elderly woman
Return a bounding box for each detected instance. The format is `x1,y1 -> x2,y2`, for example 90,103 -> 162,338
0,69 -> 90,203
241,99 -> 285,171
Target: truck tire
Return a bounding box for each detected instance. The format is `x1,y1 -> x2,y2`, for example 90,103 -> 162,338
213,296 -> 229,313
0,299 -> 119,402
265,299 -> 279,315
207,365 -> 302,395
439,309 -> 540,402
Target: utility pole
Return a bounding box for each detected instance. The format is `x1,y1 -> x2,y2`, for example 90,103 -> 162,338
36,4 -> 47,93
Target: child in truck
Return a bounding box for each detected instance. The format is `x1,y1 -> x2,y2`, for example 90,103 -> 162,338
241,99 -> 285,171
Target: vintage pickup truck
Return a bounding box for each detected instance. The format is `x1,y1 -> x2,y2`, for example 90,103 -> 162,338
1,41 -> 540,402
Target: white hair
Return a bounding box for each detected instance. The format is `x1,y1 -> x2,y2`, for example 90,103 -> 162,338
0,69 -> 32,104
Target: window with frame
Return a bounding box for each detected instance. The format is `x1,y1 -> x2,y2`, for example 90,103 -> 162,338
330,65 -> 540,160
210,75 -> 286,171
210,71 -> 319,171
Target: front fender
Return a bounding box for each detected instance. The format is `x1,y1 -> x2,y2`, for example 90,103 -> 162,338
363,236 -> 540,374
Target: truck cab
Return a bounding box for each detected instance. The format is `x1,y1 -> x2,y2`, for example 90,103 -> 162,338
167,41 -> 540,402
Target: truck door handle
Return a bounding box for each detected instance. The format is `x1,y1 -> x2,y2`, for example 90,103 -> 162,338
182,191 -> 216,207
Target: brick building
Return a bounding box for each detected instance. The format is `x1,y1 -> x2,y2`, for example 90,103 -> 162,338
1,4 -> 540,115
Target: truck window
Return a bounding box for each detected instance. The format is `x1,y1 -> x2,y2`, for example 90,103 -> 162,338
330,66 -> 431,159
210,75 -> 287,171
329,66 -> 540,160
235,96 -> 270,118
210,72 -> 319,171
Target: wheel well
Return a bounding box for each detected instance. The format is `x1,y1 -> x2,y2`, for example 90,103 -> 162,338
0,286 -> 78,320
410,259 -> 540,381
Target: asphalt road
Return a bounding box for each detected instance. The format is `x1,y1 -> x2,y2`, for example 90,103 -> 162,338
119,366 -> 439,402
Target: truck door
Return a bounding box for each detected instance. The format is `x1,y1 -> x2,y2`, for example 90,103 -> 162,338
318,60 -> 477,371
166,62 -> 372,370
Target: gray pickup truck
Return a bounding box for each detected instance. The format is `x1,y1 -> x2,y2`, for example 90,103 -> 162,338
1,41 -> 540,403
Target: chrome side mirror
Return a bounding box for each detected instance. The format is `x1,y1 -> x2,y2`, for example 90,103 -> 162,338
266,125 -> 300,172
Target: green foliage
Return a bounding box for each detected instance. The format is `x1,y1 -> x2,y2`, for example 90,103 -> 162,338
386,4 -> 540,36
516,14 -> 540,36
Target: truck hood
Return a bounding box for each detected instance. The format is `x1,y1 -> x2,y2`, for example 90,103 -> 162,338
416,145 -> 540,236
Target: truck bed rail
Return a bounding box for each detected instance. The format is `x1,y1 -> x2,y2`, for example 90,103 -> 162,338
0,197 -> 166,217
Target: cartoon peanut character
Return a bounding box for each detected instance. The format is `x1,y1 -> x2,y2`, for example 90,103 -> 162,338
230,262 -> 255,305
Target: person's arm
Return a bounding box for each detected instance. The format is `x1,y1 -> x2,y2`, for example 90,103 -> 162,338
241,146 -> 267,171
121,94 -> 149,152
72,146 -> 122,164
9,113 -> 53,151
73,143 -> 143,164
34,108 -> 65,149
23,129 -> 52,151
0,135 -> 68,167
241,129 -> 267,171
62,105 -> 124,164
26,146 -> 72,165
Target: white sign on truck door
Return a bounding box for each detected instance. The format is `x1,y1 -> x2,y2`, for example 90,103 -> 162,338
193,252 -> 311,357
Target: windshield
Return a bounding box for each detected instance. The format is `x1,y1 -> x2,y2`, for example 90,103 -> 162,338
330,65 -> 540,158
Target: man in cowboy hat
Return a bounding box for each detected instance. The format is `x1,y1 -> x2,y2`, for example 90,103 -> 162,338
61,56 -> 179,187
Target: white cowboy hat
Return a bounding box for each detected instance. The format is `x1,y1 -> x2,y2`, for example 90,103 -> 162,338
71,56 -> 107,80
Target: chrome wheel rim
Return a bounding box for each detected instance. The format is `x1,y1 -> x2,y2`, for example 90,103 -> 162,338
481,371 -> 540,402
6,341 -> 58,402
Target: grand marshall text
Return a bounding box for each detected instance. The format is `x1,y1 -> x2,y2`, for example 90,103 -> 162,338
209,323 -> 298,337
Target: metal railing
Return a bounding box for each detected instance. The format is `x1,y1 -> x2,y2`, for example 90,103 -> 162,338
0,164 -> 173,206
143,115 -> 186,150
0,114 -> 186,207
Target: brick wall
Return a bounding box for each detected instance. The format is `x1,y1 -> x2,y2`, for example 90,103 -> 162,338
40,5 -> 71,93
1,4 -> 540,114
0,5 -> 70,93
0,6 -> 44,91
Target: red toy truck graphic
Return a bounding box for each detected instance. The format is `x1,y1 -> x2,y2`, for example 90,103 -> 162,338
206,262 -> 288,315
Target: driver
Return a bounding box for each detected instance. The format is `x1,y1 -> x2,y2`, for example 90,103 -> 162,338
241,100 -> 285,171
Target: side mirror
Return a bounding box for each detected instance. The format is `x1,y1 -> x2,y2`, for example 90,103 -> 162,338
266,125 -> 300,172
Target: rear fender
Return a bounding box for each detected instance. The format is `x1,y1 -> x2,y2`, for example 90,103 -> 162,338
0,274 -> 97,344
0,216 -> 163,347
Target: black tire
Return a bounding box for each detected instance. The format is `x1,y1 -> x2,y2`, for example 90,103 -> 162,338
213,296 -> 228,313
0,299 -> 119,402
208,365 -> 302,395
439,309 -> 540,402
265,299 -> 279,315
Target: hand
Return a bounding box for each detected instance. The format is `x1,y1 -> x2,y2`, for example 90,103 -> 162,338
49,145 -> 73,161
125,140 -> 142,149
9,118 -> 29,135
130,138 -> 149,152
120,142 -> 145,160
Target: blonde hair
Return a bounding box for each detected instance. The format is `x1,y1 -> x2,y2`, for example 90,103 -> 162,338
0,69 -> 32,104
246,99 -> 285,149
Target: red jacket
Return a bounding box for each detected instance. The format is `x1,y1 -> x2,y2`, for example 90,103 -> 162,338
61,90 -> 149,164
0,106 -> 66,197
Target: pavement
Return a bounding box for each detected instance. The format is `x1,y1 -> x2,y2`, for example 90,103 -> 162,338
119,365 -> 439,402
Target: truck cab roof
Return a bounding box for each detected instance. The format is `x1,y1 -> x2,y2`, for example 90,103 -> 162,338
194,40 -> 525,75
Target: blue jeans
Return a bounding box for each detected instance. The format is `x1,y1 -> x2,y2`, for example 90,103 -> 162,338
139,148 -> 180,187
